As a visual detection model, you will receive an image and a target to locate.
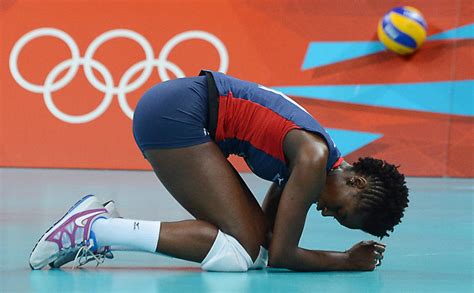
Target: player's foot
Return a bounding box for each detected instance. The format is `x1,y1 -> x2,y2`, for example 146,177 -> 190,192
47,199 -> 122,268
47,199 -> 124,268
29,194 -> 110,270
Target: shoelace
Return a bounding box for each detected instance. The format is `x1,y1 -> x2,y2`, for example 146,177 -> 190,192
72,241 -> 107,269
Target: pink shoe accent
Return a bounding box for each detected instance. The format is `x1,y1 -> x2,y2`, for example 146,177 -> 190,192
45,208 -> 107,250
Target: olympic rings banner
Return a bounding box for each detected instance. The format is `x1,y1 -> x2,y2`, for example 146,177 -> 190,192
9,28 -> 228,124
1,0 -> 473,177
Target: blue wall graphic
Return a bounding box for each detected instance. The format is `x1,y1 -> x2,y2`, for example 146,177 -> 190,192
301,24 -> 474,70
277,24 -> 473,156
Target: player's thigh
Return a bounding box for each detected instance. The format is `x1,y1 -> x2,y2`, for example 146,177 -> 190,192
144,142 -> 265,258
228,164 -> 270,247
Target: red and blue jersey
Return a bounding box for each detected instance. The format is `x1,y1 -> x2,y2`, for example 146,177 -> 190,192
208,71 -> 342,186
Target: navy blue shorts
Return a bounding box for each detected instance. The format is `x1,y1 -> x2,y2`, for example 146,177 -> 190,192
132,76 -> 211,153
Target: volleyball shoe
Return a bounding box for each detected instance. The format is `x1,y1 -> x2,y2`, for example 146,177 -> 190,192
29,194 -> 118,269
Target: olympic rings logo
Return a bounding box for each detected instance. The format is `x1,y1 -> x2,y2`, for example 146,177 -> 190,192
9,28 -> 229,124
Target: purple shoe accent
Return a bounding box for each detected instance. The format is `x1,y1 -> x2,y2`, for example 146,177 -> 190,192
45,208 -> 107,250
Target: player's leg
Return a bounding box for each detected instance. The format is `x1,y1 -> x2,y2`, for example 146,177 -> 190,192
89,142 -> 268,271
144,142 -> 268,262
93,144 -> 269,267
227,163 -> 270,268
228,162 -> 271,248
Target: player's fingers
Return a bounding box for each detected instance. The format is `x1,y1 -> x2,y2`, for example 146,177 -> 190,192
374,244 -> 385,253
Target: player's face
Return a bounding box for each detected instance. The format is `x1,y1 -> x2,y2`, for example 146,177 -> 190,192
317,170 -> 367,229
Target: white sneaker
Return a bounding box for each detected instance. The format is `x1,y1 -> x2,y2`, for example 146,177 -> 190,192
48,199 -> 123,268
29,194 -> 109,270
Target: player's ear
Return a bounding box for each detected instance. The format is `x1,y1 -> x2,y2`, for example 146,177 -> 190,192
348,176 -> 367,189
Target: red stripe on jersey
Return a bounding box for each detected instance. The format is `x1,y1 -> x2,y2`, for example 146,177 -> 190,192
332,157 -> 344,169
216,92 -> 300,162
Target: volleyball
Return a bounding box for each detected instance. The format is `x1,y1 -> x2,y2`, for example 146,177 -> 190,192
377,6 -> 428,55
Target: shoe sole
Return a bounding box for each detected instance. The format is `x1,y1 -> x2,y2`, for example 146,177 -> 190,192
29,194 -> 96,270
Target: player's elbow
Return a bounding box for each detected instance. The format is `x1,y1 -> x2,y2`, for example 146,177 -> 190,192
268,252 -> 282,268
268,247 -> 294,269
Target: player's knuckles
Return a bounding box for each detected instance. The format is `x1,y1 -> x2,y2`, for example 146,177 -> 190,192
375,245 -> 385,252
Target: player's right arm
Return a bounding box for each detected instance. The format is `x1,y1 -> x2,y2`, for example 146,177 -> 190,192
262,183 -> 283,236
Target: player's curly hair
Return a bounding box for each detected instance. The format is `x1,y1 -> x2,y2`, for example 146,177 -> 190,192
352,157 -> 409,238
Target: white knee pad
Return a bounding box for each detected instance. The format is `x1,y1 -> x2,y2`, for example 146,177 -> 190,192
249,246 -> 268,270
201,230 -> 253,272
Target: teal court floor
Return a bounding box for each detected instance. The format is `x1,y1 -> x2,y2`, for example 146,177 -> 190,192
1,168 -> 472,292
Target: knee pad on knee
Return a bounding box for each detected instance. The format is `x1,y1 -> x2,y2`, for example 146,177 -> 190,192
249,246 -> 268,270
201,230 -> 253,272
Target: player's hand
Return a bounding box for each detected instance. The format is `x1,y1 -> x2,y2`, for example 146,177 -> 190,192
345,241 -> 385,271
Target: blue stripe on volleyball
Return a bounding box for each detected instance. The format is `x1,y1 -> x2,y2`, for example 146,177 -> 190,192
391,6 -> 427,29
274,80 -> 474,116
428,23 -> 474,40
382,15 -> 418,48
326,129 -> 382,156
301,42 -> 385,70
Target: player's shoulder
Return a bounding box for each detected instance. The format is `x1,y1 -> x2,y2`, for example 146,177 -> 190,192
283,129 -> 329,167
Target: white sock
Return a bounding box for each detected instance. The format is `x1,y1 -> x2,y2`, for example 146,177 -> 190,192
91,218 -> 161,253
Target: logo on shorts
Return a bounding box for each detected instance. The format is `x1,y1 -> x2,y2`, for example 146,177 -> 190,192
273,173 -> 285,185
